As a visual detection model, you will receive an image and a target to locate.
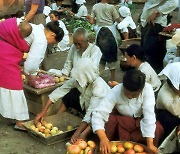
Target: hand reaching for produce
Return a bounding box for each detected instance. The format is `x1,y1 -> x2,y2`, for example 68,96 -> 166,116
34,110 -> 46,125
71,131 -> 81,144
147,137 -> 158,153
148,144 -> 158,153
99,137 -> 111,154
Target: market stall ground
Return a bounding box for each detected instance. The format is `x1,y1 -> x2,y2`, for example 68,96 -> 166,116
0,1 -> 179,154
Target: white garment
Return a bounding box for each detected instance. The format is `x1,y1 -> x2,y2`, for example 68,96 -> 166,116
74,4 -> 88,18
159,62 -> 180,90
138,62 -> 161,92
92,83 -> 156,138
119,6 -> 131,17
0,87 -> 29,120
50,3 -> 61,10
49,58 -> 110,123
156,83 -> 180,117
56,20 -> 70,51
172,28 -> 180,45
76,0 -> 86,5
61,43 -> 102,76
117,16 -> 136,33
71,58 -> 99,88
120,0 -> 132,7
43,6 -> 52,16
141,0 -> 178,27
91,3 -> 120,27
24,24 -> 47,75
164,39 -> 177,65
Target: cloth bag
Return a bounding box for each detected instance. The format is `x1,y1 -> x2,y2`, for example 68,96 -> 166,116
158,128 -> 180,153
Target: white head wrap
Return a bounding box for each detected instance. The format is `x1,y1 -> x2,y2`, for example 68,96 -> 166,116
71,58 -> 99,88
75,0 -> 86,5
172,28 -> 180,45
159,62 -> 180,90
119,6 -> 131,17
43,6 -> 52,16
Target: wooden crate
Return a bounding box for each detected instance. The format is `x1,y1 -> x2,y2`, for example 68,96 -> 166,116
24,82 -> 64,116
23,112 -> 82,145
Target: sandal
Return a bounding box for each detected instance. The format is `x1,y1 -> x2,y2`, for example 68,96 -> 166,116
14,124 -> 27,132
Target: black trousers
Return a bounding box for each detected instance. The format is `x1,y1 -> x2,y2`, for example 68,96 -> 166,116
141,23 -> 167,73
156,109 -> 180,138
62,88 -> 85,114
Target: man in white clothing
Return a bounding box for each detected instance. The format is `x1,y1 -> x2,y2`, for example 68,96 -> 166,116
60,27 -> 102,77
48,27 -> 102,76
34,58 -> 110,143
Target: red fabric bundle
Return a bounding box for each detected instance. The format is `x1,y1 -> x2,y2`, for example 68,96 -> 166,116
163,24 -> 180,33
28,74 -> 55,89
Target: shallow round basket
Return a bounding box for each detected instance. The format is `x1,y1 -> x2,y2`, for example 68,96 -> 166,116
96,141 -> 155,154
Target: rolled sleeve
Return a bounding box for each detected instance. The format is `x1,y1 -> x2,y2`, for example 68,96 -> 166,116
92,88 -> 117,133
140,84 -> 156,138
82,78 -> 110,123
158,0 -> 178,15
24,25 -> 47,75
49,78 -> 76,103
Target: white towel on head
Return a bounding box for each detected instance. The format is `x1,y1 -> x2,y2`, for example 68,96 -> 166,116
119,6 -> 131,17
75,0 -> 86,5
71,58 -> 98,88
159,62 -> 180,90
171,29 -> 180,45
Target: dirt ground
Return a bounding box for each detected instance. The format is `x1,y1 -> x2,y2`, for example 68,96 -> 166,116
0,1 -> 179,154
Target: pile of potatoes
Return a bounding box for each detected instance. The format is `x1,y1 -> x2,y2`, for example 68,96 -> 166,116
30,122 -> 64,138
54,76 -> 65,83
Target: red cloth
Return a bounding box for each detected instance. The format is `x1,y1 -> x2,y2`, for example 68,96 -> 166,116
0,18 -> 29,90
105,113 -> 164,147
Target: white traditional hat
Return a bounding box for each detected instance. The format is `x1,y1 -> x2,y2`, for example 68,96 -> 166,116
75,0 -> 86,5
166,39 -> 177,49
43,6 -> 52,16
118,6 -> 131,17
159,62 -> 180,90
171,29 -> 180,45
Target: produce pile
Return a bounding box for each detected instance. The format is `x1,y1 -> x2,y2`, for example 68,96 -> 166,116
62,18 -> 95,37
21,70 -> 66,89
66,139 -> 96,154
110,141 -> 147,154
28,74 -> 55,89
29,121 -> 73,138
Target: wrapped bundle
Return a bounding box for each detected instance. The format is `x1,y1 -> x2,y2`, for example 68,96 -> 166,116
28,74 -> 55,89
163,24 -> 180,33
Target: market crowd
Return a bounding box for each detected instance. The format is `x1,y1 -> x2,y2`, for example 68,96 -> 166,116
0,0 -> 179,154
